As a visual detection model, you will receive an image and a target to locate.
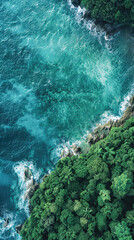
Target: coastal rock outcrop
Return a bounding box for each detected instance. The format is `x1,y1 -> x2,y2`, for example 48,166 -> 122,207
71,143 -> 81,155
23,167 -> 39,212
60,144 -> 81,159
24,167 -> 32,182
83,10 -> 91,20
87,95 -> 134,145
60,95 -> 134,158
114,95 -> 134,126
15,224 -> 23,234
24,182 -> 39,202
60,147 -> 72,159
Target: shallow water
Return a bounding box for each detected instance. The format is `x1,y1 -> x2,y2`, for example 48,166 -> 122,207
0,0 -> 134,238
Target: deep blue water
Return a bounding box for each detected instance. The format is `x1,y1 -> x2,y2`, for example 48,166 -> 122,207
0,0 -> 134,239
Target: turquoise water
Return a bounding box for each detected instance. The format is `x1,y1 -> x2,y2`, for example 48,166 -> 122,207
0,0 -> 134,238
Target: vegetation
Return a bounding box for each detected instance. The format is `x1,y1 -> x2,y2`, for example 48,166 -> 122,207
21,117 -> 134,240
80,0 -> 134,26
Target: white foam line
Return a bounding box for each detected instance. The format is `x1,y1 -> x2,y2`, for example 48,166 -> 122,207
58,84 -> 134,157
119,84 -> 134,115
67,0 -> 106,40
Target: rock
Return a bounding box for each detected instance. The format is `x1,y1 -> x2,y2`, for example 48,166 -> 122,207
71,144 -> 81,155
83,10 -> 91,19
113,95 -> 134,127
87,133 -> 94,144
129,95 -> 134,105
100,134 -> 105,139
15,224 -> 22,233
60,144 -> 81,159
93,135 -> 100,143
28,202 -> 33,213
87,120 -> 113,146
71,0 -> 81,7
3,218 -> 9,228
87,95 -> 134,146
94,127 -> 99,134
24,167 -> 32,182
23,166 -> 40,212
60,147 -> 72,158
26,176 -> 34,190
86,95 -> 134,147
43,174 -> 49,182
60,149 -> 65,158
26,183 -> 39,212
25,183 -> 39,201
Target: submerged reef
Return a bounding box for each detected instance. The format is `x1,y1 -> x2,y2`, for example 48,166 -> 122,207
20,96 -> 134,240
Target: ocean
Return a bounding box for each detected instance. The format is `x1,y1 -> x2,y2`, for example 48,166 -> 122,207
0,0 -> 134,239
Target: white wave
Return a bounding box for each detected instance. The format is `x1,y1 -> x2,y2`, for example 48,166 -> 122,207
99,111 -> 119,125
0,160 -> 48,239
95,86 -> 134,129
67,0 -> 105,40
58,86 -> 134,158
13,161 -> 42,213
55,138 -> 83,159
0,210 -> 21,240
67,0 -> 120,47
119,84 -> 134,115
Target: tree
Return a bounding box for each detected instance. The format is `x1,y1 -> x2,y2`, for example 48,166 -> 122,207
21,117 -> 134,240
124,0 -> 132,9
115,10 -> 121,22
111,173 -> 132,199
114,221 -> 133,240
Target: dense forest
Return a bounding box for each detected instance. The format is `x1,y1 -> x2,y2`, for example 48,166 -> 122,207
20,117 -> 134,240
79,0 -> 134,25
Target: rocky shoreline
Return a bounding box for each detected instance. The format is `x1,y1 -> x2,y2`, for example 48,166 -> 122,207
70,0 -> 134,36
60,95 -> 134,158
87,95 -> 134,145
15,94 -> 134,234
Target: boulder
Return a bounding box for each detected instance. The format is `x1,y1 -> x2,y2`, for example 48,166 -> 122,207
60,149 -> 64,158
105,120 -> 113,130
83,10 -> 91,19
129,95 -> 134,105
87,133 -> 94,144
25,183 -> 39,201
113,95 -> 134,127
28,202 -> 33,213
100,133 -> 105,139
93,135 -> 100,143
3,218 -> 9,228
23,166 -> 40,212
15,224 -> 22,233
26,176 -> 34,190
71,144 -> 81,155
60,148 -> 72,158
86,95 -> 134,147
24,167 -> 32,182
